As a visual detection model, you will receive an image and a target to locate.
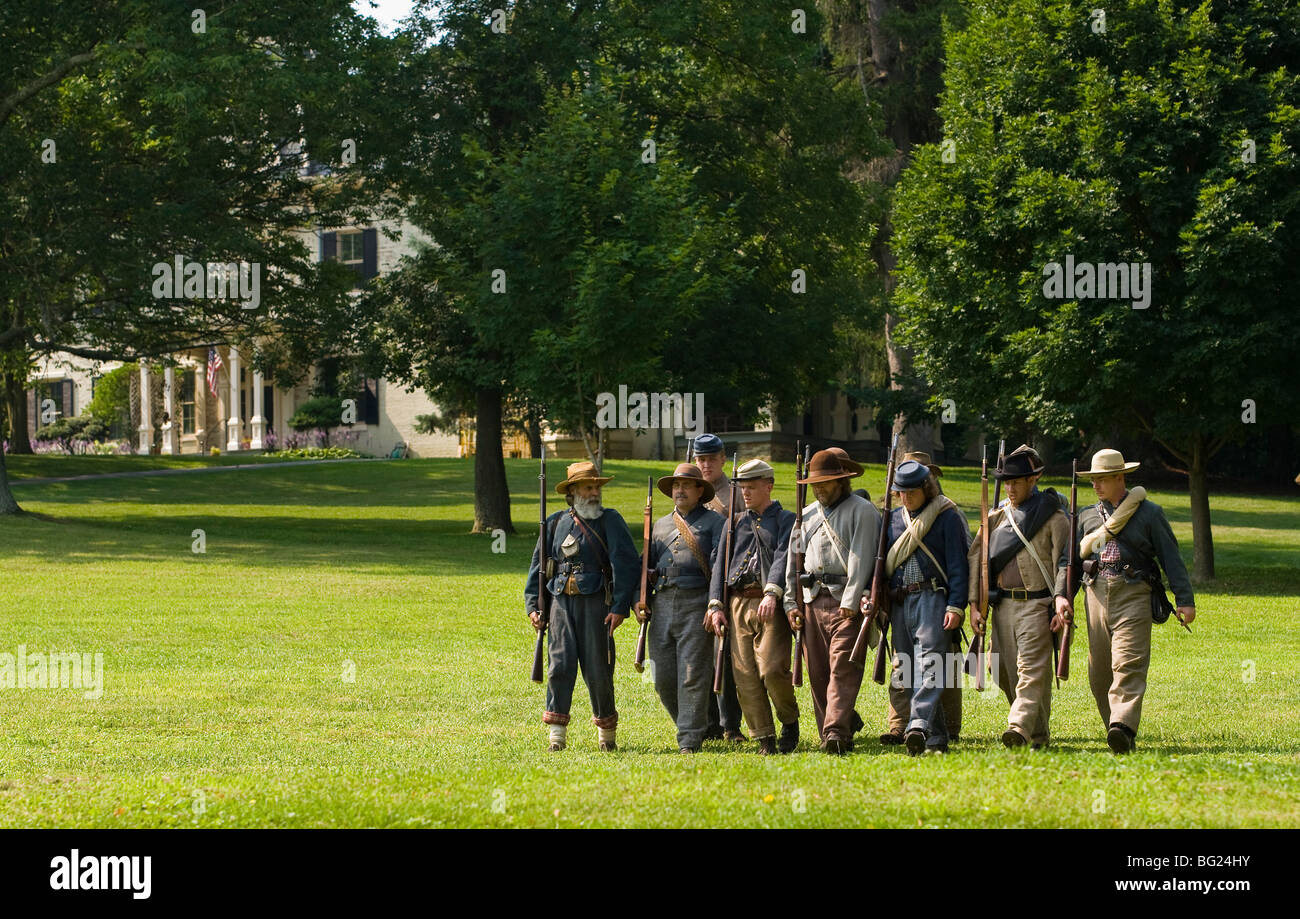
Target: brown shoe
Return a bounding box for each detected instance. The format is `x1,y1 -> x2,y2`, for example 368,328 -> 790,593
598,740 -> 617,752
1001,728 -> 1028,749
757,736 -> 777,755
820,736 -> 848,755
548,741 -> 566,752
879,731 -> 905,746
1107,724 -> 1135,754
724,729 -> 748,744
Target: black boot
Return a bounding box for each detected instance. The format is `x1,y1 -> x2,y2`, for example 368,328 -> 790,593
777,722 -> 799,754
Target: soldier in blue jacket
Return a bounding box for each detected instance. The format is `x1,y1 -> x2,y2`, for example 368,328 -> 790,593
526,460 -> 639,752
706,459 -> 799,754
881,460 -> 970,755
635,463 -> 725,753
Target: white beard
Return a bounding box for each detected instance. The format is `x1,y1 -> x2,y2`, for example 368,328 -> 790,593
574,496 -> 604,520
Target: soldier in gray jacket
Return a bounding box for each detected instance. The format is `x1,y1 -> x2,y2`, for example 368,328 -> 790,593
783,449 -> 881,754
1068,449 -> 1196,754
635,463 -> 725,753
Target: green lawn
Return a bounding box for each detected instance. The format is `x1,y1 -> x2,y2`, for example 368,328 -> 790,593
0,455 -> 1296,827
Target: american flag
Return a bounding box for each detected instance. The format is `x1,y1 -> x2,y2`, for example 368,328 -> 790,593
207,347 -> 223,398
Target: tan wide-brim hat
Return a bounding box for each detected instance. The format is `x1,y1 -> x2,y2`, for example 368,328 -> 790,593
902,450 -> 942,478
797,449 -> 863,484
556,460 -> 613,494
656,462 -> 716,503
1085,448 -> 1140,477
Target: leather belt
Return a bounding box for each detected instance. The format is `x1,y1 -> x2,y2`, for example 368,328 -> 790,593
996,587 -> 1051,601
890,578 -> 944,605
738,586 -> 764,599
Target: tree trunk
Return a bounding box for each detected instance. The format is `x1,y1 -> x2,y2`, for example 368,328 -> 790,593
0,442 -> 21,515
1187,433 -> 1215,582
473,385 -> 514,534
3,368 -> 32,454
525,407 -> 542,459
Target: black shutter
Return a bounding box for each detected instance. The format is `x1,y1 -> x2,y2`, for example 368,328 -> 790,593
62,380 -> 73,419
321,232 -> 337,262
362,228 -> 378,279
364,378 -> 379,425
263,385 -> 274,428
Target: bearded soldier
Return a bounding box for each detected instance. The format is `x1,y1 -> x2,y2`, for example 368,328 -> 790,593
635,463 -> 725,753
783,449 -> 880,755
1069,448 -> 1196,754
967,445 -> 1070,749
879,452 -> 964,746
526,461 -> 639,752
691,433 -> 746,743
706,459 -> 798,755
882,460 -> 970,755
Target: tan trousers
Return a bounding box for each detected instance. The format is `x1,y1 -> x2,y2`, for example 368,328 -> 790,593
989,595 -> 1054,745
1085,575 -> 1153,734
886,637 -> 963,738
728,594 -> 799,739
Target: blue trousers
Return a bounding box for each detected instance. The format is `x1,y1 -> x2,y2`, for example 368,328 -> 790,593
892,588 -> 950,748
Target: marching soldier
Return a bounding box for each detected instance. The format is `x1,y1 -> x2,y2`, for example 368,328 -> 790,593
706,459 -> 799,754
783,449 -> 880,754
1068,448 -> 1196,754
636,463 -> 725,753
526,460 -> 639,752
879,452 -> 964,745
967,445 -> 1070,749
880,460 -> 970,755
691,433 -> 746,743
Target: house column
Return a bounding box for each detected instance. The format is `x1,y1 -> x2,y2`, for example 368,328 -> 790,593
137,362 -> 154,455
161,365 -> 178,455
250,370 -> 266,450
227,345 -> 242,451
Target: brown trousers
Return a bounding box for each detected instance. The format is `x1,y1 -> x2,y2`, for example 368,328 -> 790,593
804,592 -> 865,743
728,594 -> 799,739
989,595 -> 1054,745
886,632 -> 963,738
1085,575 -> 1153,734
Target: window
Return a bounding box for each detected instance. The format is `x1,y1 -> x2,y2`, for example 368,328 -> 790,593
338,231 -> 364,265
181,371 -> 197,434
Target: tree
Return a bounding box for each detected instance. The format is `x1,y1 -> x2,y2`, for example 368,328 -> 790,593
819,0 -> 963,455
0,0 -> 396,514
893,0 -> 1300,579
365,0 -> 881,531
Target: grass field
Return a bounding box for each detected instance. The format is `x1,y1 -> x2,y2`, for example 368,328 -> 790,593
0,455 -> 1296,828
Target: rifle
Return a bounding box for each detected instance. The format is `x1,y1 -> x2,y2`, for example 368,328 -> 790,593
791,442 -> 809,687
530,444 -> 550,684
850,433 -> 898,681
634,475 -> 653,672
713,452 -> 738,695
965,447 -> 990,690
1057,459 -> 1079,682
985,438 -> 1005,684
